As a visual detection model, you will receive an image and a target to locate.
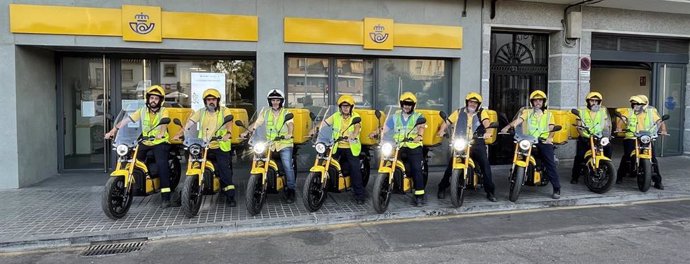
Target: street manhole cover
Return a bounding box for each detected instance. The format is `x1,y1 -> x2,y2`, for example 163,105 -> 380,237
81,239 -> 146,256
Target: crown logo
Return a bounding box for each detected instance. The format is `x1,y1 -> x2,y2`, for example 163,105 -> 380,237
135,13 -> 149,21
369,24 -> 389,44
374,24 -> 385,32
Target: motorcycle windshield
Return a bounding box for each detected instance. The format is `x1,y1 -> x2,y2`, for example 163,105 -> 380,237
182,111 -> 208,147
315,106 -> 337,145
248,107 -> 269,146
513,107 -> 537,143
452,111 -> 470,141
381,105 -> 403,146
113,109 -> 142,147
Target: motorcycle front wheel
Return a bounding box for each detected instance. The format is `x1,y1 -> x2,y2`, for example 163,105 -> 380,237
638,159 -> 652,192
181,175 -> 203,218
449,169 -> 466,208
302,172 -> 327,212
361,157 -> 371,187
102,176 -> 133,220
246,174 -> 266,216
372,173 -> 392,214
509,166 -> 525,202
585,160 -> 616,194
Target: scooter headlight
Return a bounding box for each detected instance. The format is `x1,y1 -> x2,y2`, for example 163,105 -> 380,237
518,140 -> 531,151
189,144 -> 202,156
253,142 -> 267,154
381,143 -> 393,157
600,137 -> 610,146
116,144 -> 129,156
452,138 -> 467,151
640,135 -> 651,144
315,143 -> 327,154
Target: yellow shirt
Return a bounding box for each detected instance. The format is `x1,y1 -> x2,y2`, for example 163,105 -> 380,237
325,114 -> 357,149
189,108 -> 233,149
253,108 -> 294,151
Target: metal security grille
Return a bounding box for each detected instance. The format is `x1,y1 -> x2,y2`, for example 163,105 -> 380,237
81,240 -> 146,256
593,34 -> 689,54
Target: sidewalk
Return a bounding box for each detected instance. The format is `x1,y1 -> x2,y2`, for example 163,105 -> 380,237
1,156 -> 689,252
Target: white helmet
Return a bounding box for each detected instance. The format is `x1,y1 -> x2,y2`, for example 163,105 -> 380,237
267,89 -> 285,107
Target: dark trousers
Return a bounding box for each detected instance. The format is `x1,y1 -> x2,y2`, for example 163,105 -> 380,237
334,148 -> 365,200
571,137 -> 612,180
535,143 -> 560,192
618,139 -> 662,183
208,148 -> 235,198
137,143 -> 171,200
399,147 -> 424,197
439,141 -> 495,194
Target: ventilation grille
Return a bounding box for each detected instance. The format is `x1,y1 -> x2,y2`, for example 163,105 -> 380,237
81,240 -> 146,256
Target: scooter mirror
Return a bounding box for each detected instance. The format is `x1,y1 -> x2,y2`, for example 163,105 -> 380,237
309,112 -> 316,121
570,109 -> 580,116
551,125 -> 562,132
439,111 -> 448,120
173,118 -> 183,127
284,113 -> 294,122
222,115 -> 234,125
415,117 -> 427,126
351,116 -> 362,125
662,114 -> 670,121
158,118 -> 171,125
235,120 -> 245,128
375,110 -> 382,119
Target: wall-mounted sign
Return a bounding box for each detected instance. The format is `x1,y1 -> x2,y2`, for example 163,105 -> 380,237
191,72 -> 226,111
122,5 -> 161,42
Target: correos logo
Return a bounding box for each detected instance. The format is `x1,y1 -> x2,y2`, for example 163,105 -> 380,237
369,24 -> 388,44
129,12 -> 155,35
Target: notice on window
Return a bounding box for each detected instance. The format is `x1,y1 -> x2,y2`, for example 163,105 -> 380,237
191,72 -> 226,110
81,101 -> 95,117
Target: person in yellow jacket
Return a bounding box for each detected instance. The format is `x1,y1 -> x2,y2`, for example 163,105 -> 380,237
105,85 -> 175,208
437,92 -> 497,202
617,95 -> 668,189
500,90 -> 561,199
173,88 -> 236,207
241,89 -> 297,203
570,91 -> 612,184
322,95 -> 365,204
381,92 -> 427,206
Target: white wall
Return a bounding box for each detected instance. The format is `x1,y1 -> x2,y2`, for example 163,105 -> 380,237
591,68 -> 650,109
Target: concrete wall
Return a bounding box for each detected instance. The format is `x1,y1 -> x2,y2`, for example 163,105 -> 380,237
15,46 -> 57,187
0,1 -> 19,188
591,68 -> 651,109
685,45 -> 690,155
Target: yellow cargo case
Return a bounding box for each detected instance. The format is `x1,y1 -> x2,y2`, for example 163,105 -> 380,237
228,108 -> 249,145
166,108 -> 193,145
614,108 -> 630,138
550,110 -> 576,145
416,109 -> 444,147
286,108 -> 314,144
354,109 -> 385,146
483,109 -> 499,145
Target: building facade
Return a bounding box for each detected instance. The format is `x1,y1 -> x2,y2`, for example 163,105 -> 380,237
0,0 -> 688,188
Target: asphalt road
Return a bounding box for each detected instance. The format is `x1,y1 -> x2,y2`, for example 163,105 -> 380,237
4,199 -> 690,264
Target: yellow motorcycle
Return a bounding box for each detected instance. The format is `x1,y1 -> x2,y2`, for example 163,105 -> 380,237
302,106 -> 366,212
372,106 -> 427,214
571,109 -> 615,194
176,113 -> 234,218
500,109 -> 562,202
615,111 -> 669,192
444,111 -> 499,207
236,107 -> 294,216
102,109 -> 180,220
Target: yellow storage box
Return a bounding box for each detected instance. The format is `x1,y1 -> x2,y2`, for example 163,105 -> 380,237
286,108 -> 313,144
483,109 -> 499,145
354,109 -> 385,146
228,108 -> 249,145
416,109 -> 444,147
550,110 -> 575,145
614,108 -> 630,138
166,108 -> 193,145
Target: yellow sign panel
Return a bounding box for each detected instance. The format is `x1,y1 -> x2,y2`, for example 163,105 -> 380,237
122,5 -> 162,42
284,18 -> 363,45
9,4 -> 121,36
363,18 -> 394,50
395,23 -> 463,49
162,12 -> 258,41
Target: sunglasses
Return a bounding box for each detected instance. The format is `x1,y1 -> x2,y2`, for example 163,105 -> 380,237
401,101 -> 414,106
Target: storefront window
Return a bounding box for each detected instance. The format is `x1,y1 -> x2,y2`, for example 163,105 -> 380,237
376,59 -> 448,110
286,57 -> 329,111
159,59 -> 255,115
336,58 -> 375,108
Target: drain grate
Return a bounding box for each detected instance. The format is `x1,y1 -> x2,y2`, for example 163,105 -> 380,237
81,240 -> 146,256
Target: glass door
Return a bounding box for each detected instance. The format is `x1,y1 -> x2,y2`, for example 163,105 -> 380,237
119,59 -> 152,111
655,63 -> 686,156
60,56 -> 111,171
